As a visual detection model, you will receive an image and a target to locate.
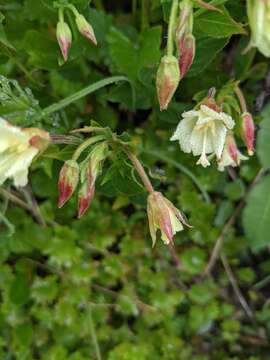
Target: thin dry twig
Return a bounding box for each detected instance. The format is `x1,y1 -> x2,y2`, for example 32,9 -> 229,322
203,169 -> 266,276
221,253 -> 254,320
21,186 -> 46,226
92,284 -> 157,312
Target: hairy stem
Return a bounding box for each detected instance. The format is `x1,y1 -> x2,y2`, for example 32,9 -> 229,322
125,149 -> 154,193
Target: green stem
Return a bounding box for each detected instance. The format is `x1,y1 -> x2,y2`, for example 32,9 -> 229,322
124,149 -> 154,193
235,85 -> 248,113
72,135 -> 105,161
67,4 -> 80,17
86,304 -> 102,360
58,7 -> 65,22
167,0 -> 179,56
142,149 -> 211,203
40,76 -> 128,118
92,0 -> 105,11
132,0 -> 137,25
141,0 -> 149,30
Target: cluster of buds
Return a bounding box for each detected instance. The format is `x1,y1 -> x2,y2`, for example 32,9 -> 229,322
56,5 -> 97,62
247,0 -> 270,57
55,125 -> 192,247
171,86 -> 256,172
58,141 -> 107,218
156,0 -> 196,111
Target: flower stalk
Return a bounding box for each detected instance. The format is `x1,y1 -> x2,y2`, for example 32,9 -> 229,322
124,149 -> 154,193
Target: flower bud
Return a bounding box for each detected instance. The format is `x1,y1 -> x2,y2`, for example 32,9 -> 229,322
247,0 -> 270,57
77,143 -> 107,218
156,55 -> 180,111
218,132 -> 247,171
147,191 -> 190,247
56,21 -> 72,62
78,176 -> 95,218
58,160 -> 79,208
175,0 -> 195,78
75,14 -> 97,45
241,112 -> 255,156
178,33 -> 195,78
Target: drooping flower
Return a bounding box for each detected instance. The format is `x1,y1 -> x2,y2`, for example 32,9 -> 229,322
218,132 -> 247,171
147,191 -> 190,247
58,160 -> 79,208
171,104 -> 235,167
241,112 -> 255,155
247,0 -> 270,57
156,55 -> 180,111
75,14 -> 97,45
56,20 -> 72,62
78,142 -> 108,218
0,118 -> 50,187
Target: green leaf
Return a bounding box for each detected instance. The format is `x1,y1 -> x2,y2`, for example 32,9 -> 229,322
9,274 -> 30,305
108,26 -> 161,81
257,105 -> 270,169
194,7 -> 245,38
187,37 -> 229,77
243,175 -> 270,249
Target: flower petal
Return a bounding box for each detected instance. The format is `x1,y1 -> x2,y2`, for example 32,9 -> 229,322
171,117 -> 197,153
211,122 -> 227,159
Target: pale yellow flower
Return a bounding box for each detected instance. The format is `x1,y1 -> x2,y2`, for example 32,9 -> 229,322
171,105 -> 235,167
0,118 -> 50,187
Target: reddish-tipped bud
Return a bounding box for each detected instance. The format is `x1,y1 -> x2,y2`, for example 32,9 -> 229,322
241,112 -> 255,156
156,55 -> 180,111
147,191 -> 190,247
178,33 -> 195,78
77,142 -> 108,218
78,177 -> 95,218
56,21 -> 72,62
227,133 -> 239,165
75,14 -> 97,45
58,160 -> 79,208
218,132 -> 248,171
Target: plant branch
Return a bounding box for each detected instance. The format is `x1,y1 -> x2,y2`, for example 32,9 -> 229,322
221,254 -> 254,320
